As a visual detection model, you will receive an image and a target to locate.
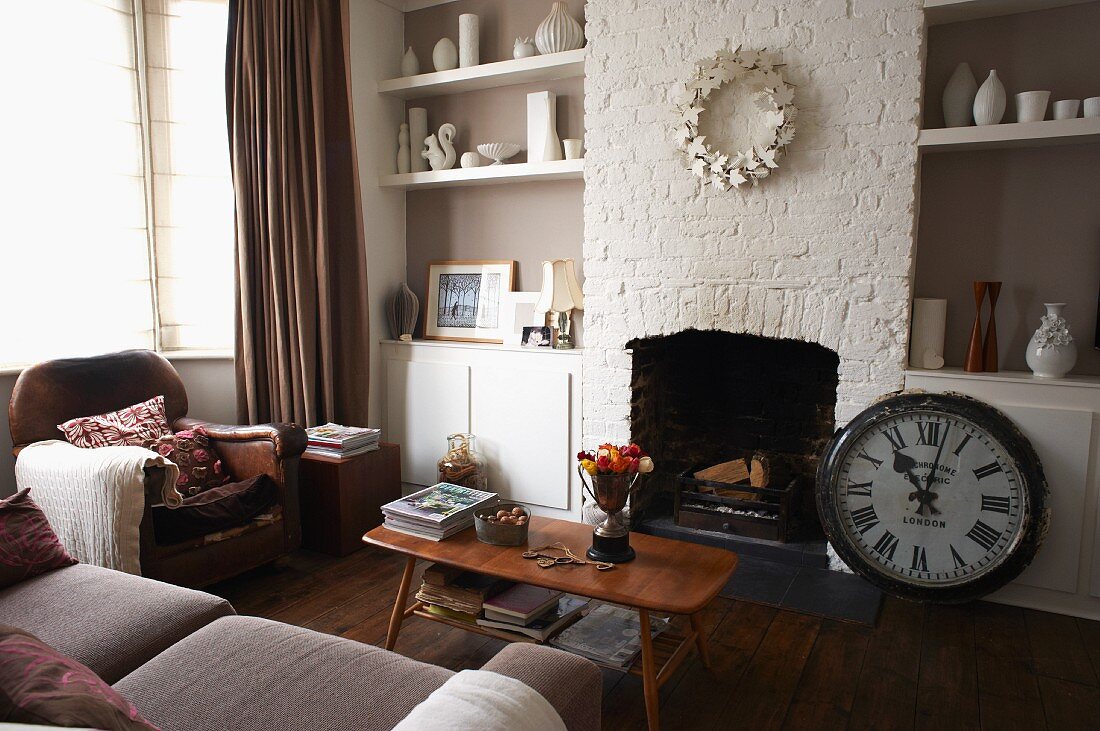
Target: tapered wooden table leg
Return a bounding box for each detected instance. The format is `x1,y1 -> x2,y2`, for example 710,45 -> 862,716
689,612 -> 711,668
638,608 -> 660,731
385,556 -> 416,651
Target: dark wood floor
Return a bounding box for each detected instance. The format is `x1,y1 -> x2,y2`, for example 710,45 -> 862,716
210,547 -> 1100,730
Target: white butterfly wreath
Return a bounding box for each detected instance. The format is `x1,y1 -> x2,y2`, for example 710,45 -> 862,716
673,46 -> 797,191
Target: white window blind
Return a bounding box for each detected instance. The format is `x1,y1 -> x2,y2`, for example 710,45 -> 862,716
0,0 -> 233,371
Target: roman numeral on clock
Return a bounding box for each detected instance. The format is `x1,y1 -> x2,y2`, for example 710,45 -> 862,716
950,544 -> 966,570
981,494 -> 1011,515
884,426 -> 907,452
953,433 -> 972,456
857,450 -> 883,469
848,481 -> 873,498
973,462 -> 1003,480
850,505 -> 879,535
911,545 -> 928,572
917,421 -> 945,447
966,520 -> 1002,552
872,530 -> 899,561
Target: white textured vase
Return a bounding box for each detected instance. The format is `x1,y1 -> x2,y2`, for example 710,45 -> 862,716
459,14 -> 479,68
942,62 -> 977,127
400,46 -> 420,77
408,107 -> 428,173
535,1 -> 584,55
1026,303 -> 1077,379
432,37 -> 458,71
973,70 -> 1006,126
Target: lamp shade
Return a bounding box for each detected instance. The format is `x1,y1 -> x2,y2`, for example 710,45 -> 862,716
535,259 -> 584,313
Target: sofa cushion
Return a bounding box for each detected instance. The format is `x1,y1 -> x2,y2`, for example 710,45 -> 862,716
0,624 -> 157,730
151,473 -> 277,545
57,394 -> 171,448
143,427 -> 230,496
0,489 -> 77,590
0,563 -> 234,684
115,616 -> 453,731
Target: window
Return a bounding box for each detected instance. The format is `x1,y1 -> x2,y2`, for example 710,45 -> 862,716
0,0 -> 234,370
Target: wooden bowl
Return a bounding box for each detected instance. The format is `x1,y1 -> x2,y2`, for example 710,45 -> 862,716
474,503 -> 530,546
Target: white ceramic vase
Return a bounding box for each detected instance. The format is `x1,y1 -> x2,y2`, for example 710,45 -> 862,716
408,107 -> 428,173
397,123 -> 411,174
514,37 -> 537,59
1015,91 -> 1050,123
459,14 -> 479,68
942,62 -> 977,127
535,1 -> 584,55
973,70 -> 1006,126
432,37 -> 458,71
1026,303 -> 1077,379
527,91 -> 561,163
401,47 -> 420,77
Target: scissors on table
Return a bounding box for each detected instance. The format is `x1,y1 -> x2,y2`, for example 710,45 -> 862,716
522,543 -> 614,571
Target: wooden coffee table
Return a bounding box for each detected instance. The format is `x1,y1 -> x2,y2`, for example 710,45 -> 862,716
363,516 -> 737,731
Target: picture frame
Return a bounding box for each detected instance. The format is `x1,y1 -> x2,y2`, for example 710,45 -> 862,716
521,326 -> 552,348
500,291 -> 544,345
424,260 -> 516,343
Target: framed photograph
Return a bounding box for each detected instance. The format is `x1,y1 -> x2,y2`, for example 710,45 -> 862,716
500,291 -> 544,345
521,326 -> 552,348
424,260 -> 516,343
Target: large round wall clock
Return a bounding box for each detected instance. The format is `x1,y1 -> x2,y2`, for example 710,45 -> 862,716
817,391 -> 1049,603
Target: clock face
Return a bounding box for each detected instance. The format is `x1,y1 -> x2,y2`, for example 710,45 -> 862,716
817,392 -> 1047,602
834,410 -> 1025,587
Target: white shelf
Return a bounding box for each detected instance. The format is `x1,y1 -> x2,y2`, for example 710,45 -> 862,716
381,339 -> 582,355
379,159 -> 583,190
924,0 -> 1098,25
905,367 -> 1100,389
377,49 -> 585,100
917,117 -> 1100,152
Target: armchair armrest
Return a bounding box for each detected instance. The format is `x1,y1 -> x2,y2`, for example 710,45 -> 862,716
480,644 -> 601,731
172,418 -> 307,459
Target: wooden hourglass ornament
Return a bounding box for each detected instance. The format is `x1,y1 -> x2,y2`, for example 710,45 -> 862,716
964,281 -> 987,372
983,281 -> 1002,372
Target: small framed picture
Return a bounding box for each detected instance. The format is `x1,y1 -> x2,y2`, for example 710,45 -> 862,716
425,260 -> 516,343
500,291 -> 545,345
522,326 -> 552,348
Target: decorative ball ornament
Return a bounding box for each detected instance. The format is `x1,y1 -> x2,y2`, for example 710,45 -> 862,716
816,391 -> 1049,603
673,46 -> 797,192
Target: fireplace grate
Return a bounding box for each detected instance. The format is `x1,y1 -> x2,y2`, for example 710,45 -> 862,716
673,465 -> 799,542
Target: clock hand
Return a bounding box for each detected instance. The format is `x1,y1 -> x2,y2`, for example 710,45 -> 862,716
925,423 -> 951,491
893,450 -> 940,516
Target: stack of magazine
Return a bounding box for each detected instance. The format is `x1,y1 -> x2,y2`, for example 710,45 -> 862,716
305,423 -> 381,458
381,483 -> 497,540
551,604 -> 669,669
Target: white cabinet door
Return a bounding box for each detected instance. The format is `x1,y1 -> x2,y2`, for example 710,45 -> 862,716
471,366 -> 572,510
386,359 -> 471,486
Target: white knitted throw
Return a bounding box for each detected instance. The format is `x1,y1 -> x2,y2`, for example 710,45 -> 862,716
15,440 -> 181,575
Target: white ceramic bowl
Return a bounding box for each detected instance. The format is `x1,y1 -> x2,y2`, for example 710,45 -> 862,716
477,143 -> 521,165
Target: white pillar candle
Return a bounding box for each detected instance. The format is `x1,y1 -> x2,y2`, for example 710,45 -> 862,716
459,14 -> 479,68
408,107 -> 428,173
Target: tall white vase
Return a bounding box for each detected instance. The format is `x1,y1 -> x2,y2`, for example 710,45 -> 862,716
535,1 -> 584,54
527,91 -> 561,163
973,70 -> 1006,126
408,107 -> 428,173
909,298 -> 947,369
942,62 -> 977,127
1026,303 -> 1077,378
459,14 -> 479,68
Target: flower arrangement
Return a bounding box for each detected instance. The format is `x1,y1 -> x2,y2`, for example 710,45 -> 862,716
577,443 -> 654,477
1033,312 -> 1074,352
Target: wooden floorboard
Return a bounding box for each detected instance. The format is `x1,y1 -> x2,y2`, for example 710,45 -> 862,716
213,549 -> 1100,731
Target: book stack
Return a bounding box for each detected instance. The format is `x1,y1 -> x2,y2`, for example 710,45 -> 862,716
550,604 -> 669,669
305,423 -> 381,458
476,584 -> 590,642
381,483 -> 497,541
414,565 -> 510,623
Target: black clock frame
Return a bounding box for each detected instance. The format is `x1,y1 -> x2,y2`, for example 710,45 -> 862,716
816,391 -> 1050,603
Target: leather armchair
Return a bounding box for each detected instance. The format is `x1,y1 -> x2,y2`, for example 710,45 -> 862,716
8,349 -> 307,587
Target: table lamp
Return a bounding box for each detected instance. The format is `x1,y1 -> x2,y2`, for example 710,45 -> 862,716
535,258 -> 583,349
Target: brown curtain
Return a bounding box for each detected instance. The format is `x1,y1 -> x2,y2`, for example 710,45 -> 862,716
226,0 -> 369,428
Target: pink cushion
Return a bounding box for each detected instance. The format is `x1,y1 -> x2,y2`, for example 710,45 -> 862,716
57,394 -> 172,448
143,427 -> 230,496
0,624 -> 158,729
0,489 -> 77,590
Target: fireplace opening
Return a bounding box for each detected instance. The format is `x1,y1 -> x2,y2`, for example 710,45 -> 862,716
628,329 -> 840,544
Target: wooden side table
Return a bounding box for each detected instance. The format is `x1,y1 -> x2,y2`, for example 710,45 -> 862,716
299,442 -> 401,556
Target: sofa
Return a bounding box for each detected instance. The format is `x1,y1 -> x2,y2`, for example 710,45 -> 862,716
0,562 -> 602,730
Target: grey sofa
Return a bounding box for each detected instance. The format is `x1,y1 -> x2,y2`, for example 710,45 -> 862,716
0,563 -> 602,730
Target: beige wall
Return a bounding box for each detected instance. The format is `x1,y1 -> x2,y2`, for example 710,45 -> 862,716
916,2 -> 1100,374
402,0 -> 586,341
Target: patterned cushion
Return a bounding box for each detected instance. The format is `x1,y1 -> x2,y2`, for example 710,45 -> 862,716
142,427 -> 230,496
57,395 -> 172,448
0,624 -> 158,730
0,490 -> 77,590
